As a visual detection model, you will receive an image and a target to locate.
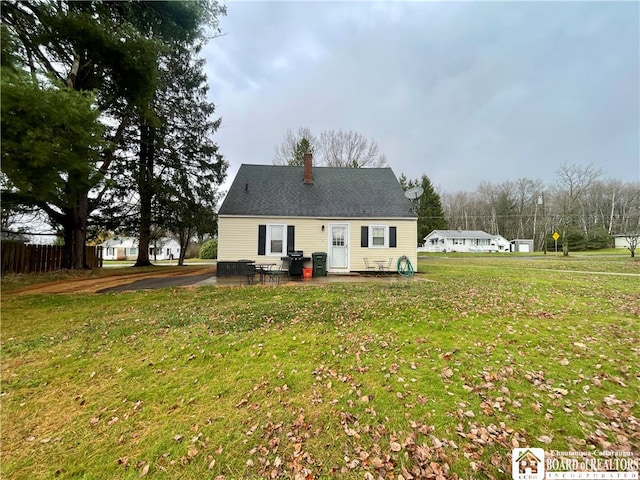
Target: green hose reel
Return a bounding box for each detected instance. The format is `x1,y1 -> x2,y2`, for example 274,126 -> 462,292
397,256 -> 414,276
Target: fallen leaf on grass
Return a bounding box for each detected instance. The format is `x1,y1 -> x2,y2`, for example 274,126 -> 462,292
603,394 -> 623,406
344,426 -> 360,438
537,435 -> 553,444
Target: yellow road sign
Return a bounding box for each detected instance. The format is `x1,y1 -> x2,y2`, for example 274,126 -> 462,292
552,232 -> 560,241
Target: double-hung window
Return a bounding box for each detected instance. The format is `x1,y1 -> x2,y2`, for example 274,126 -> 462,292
369,225 -> 388,248
258,224 -> 295,256
266,224 -> 286,256
361,225 -> 397,248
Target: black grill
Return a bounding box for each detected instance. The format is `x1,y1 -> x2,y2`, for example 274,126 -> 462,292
288,251 -> 304,276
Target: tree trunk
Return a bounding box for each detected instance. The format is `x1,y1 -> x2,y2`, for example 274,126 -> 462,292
627,236 -> 638,258
562,225 -> 570,256
134,122 -> 154,267
177,227 -> 191,266
62,192 -> 89,269
608,191 -> 616,235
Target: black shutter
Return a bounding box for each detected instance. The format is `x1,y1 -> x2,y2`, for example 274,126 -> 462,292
389,226 -> 397,248
287,225 -> 295,253
361,226 -> 369,248
258,225 -> 266,255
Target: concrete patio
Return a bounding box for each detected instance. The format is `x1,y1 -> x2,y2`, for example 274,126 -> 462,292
194,272 -> 427,288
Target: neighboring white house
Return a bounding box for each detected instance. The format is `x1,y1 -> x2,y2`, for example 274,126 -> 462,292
26,234 -> 59,245
494,235 -> 511,252
613,234 -> 639,249
101,236 -> 181,261
420,230 -> 511,253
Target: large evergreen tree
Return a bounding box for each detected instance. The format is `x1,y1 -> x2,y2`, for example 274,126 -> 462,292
135,45 -> 227,266
400,174 -> 448,245
1,30 -> 106,249
1,1 -> 218,269
97,13 -> 227,267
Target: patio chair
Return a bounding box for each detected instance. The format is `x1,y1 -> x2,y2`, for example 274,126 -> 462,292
363,257 -> 377,274
267,261 -> 288,285
381,257 -> 395,273
238,260 -> 256,285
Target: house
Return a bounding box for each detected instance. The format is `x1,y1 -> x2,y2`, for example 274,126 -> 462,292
101,236 -> 181,261
148,237 -> 181,261
26,234 -> 58,245
494,235 -> 511,252
420,229 -> 511,253
613,234 -> 639,249
217,154 -> 417,273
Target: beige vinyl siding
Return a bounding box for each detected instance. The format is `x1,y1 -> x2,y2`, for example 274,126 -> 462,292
350,219 -> 417,272
218,216 -> 327,263
218,216 -> 417,272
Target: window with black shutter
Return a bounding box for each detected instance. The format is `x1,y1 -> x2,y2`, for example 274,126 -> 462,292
361,226 -> 369,247
258,225 -> 266,255
361,225 -> 397,248
287,225 -> 295,253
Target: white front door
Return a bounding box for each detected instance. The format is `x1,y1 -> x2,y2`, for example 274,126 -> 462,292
329,224 -> 349,270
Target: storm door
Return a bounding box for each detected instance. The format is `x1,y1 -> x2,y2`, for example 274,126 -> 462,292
329,224 -> 348,270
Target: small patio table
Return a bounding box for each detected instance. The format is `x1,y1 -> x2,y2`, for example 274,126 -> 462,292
374,260 -> 387,271
254,263 -> 276,284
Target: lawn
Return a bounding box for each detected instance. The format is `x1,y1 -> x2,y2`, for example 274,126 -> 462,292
1,255 -> 638,479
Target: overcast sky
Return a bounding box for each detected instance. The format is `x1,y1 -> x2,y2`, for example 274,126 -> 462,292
203,1 -> 639,194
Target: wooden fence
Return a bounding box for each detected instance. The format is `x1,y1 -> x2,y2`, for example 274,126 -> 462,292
1,244 -> 103,275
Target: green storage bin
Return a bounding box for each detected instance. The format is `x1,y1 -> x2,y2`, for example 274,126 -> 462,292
312,252 -> 327,277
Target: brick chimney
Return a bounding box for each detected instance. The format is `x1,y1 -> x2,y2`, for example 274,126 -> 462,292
303,152 -> 313,184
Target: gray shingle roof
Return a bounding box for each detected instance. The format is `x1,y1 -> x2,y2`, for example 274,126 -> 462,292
218,164 -> 417,218
429,230 -> 496,239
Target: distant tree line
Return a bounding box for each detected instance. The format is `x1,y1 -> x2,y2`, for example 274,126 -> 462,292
438,164 -> 639,256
